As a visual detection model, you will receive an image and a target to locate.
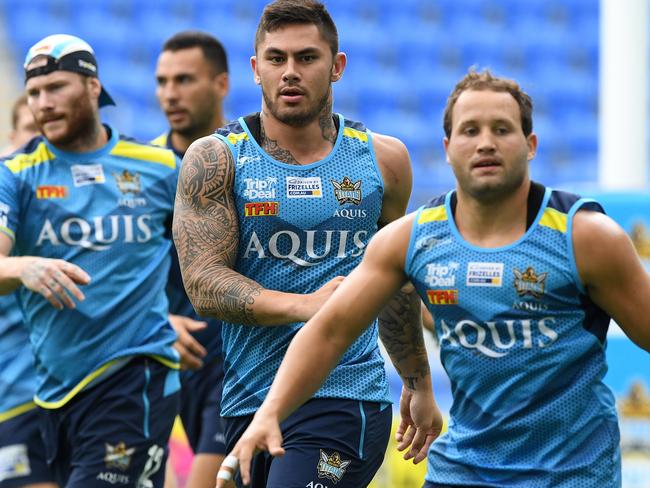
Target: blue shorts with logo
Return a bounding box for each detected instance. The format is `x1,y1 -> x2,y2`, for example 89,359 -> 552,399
40,357 -> 180,488
179,357 -> 226,455
0,408 -> 55,487
224,398 -> 391,488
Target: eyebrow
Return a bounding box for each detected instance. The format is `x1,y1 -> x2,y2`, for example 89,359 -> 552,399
458,118 -> 515,126
263,46 -> 321,56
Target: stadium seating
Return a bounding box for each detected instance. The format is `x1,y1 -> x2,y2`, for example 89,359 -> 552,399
0,0 -> 601,205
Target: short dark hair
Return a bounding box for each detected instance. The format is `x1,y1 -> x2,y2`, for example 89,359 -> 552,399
255,0 -> 338,57
11,94 -> 28,130
162,31 -> 228,75
443,69 -> 533,138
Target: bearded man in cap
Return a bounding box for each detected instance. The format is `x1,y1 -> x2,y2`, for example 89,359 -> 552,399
0,34 -> 181,488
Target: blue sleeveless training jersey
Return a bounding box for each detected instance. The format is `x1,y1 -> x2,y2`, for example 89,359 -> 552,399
151,131 -> 222,369
0,127 -> 181,408
215,114 -> 390,417
0,293 -> 37,421
406,187 -> 620,487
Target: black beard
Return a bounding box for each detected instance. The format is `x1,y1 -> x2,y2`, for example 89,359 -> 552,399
262,86 -> 330,127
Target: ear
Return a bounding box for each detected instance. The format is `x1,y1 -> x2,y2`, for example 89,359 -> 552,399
331,52 -> 346,83
213,72 -> 230,97
526,133 -> 538,161
251,55 -> 261,85
88,77 -> 102,101
443,136 -> 451,164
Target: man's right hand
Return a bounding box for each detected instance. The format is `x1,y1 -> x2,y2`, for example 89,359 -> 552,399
298,275 -> 345,322
169,314 -> 208,370
20,257 -> 90,310
396,386 -> 443,464
216,408 -> 286,487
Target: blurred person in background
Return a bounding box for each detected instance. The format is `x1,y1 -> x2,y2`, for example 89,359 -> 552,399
0,94 -> 39,157
0,34 -> 182,488
0,89 -> 55,488
220,70 -> 650,488
153,30 -> 230,488
174,1 -> 441,486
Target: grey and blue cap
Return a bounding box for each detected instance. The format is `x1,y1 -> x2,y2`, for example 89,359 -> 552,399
24,34 -> 115,107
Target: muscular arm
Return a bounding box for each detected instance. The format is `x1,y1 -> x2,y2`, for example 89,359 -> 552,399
173,136 -> 340,325
373,133 -> 431,390
574,211 -> 650,352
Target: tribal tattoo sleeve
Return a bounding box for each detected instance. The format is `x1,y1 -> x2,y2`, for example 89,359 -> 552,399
172,136 -> 262,324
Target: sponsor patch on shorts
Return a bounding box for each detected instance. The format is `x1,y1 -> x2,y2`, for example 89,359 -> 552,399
0,444 -> 31,482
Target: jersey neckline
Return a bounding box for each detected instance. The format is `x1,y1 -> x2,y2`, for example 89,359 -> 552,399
44,123 -> 119,161
237,113 -> 346,171
444,186 -> 553,252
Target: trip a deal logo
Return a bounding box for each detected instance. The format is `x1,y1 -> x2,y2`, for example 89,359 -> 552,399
425,262 -> 460,305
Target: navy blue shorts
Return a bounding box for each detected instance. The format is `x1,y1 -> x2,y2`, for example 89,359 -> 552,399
40,357 -> 180,488
224,398 -> 392,488
0,408 -> 55,487
179,357 -> 226,455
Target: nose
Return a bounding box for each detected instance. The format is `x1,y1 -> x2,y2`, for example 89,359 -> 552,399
476,129 -> 496,153
159,82 -> 179,103
282,57 -> 300,83
34,90 -> 55,112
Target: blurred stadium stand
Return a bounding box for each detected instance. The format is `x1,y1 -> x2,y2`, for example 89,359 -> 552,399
0,0 -> 601,207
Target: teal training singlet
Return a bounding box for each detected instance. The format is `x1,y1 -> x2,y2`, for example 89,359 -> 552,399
406,187 -> 620,487
216,114 -> 390,417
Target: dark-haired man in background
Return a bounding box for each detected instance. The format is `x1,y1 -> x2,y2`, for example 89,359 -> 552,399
153,31 -> 230,488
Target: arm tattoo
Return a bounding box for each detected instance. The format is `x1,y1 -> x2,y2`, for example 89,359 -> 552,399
172,137 -> 262,324
378,288 -> 430,391
260,121 -> 300,165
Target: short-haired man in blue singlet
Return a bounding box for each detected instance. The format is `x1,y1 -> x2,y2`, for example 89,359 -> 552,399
173,1 -> 442,487
0,34 -> 182,488
153,30 -> 230,488
221,70 -> 650,488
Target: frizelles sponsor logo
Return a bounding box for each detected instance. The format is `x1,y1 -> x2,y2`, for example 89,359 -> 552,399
467,262 -> 504,287
439,317 -> 559,358
244,201 -> 279,217
514,267 -> 547,298
243,177 -> 277,199
243,229 -> 367,266
286,176 -> 322,198
426,289 -> 458,305
71,164 -> 105,187
0,203 -> 10,228
331,176 -> 362,205
36,215 -> 153,251
36,185 -> 68,199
